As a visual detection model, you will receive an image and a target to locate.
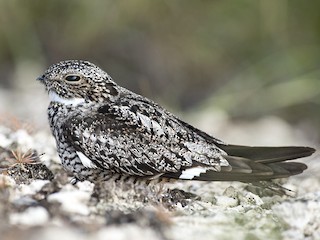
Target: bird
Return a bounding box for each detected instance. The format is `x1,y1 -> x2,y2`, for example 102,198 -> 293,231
37,60 -> 315,185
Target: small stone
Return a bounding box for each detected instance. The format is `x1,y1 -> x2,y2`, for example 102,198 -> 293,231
215,195 -> 239,207
19,180 -> 50,195
48,186 -> 92,215
9,206 -> 49,226
95,225 -> 162,240
240,192 -> 264,206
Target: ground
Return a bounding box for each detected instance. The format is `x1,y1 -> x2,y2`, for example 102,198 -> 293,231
0,114 -> 318,240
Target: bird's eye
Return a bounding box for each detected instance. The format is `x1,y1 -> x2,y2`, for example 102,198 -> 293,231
65,75 -> 81,82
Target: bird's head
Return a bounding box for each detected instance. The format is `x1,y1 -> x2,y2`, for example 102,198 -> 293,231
37,60 -> 119,104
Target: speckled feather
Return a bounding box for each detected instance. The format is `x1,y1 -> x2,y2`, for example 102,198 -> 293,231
38,60 -> 315,183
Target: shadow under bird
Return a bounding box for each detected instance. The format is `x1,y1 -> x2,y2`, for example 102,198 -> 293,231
37,60 -> 315,184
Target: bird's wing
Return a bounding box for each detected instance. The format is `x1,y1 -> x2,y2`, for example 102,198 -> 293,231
62,94 -> 314,181
62,99 -> 228,178
172,118 -> 314,181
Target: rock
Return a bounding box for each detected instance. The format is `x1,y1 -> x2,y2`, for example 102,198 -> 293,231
47,184 -> 92,215
9,206 -> 49,226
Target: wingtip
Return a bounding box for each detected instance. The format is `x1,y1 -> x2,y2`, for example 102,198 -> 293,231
294,146 -> 316,158
304,146 -> 316,155
217,144 -> 316,163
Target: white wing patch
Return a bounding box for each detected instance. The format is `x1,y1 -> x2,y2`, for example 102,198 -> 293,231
49,91 -> 85,106
76,151 -> 97,168
179,166 -> 208,180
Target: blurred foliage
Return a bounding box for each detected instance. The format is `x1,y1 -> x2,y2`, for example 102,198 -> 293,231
0,0 -> 320,131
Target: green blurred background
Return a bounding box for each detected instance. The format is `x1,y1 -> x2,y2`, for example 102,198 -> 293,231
0,0 -> 319,143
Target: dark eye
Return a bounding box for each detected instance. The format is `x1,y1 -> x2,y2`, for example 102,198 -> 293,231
65,75 -> 81,82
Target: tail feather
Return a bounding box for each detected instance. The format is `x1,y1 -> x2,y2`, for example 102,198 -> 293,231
224,156 -> 252,173
196,145 -> 313,182
191,162 -> 305,182
167,144 -> 315,182
274,162 -> 307,174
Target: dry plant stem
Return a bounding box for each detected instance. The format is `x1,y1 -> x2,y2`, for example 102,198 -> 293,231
5,149 -> 43,171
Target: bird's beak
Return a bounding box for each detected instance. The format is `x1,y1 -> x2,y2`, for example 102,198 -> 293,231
37,75 -> 45,82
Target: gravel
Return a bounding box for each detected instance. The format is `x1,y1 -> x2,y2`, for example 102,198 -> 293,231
0,115 -> 318,240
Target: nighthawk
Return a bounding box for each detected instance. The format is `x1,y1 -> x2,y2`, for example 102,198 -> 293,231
38,60 -> 315,184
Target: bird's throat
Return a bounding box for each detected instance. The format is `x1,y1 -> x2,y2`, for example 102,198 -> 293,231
49,90 -> 85,106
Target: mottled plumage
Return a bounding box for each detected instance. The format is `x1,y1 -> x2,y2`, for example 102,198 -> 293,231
38,60 -> 315,183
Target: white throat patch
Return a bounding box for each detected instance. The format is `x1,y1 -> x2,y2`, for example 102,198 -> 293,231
49,91 -> 85,106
